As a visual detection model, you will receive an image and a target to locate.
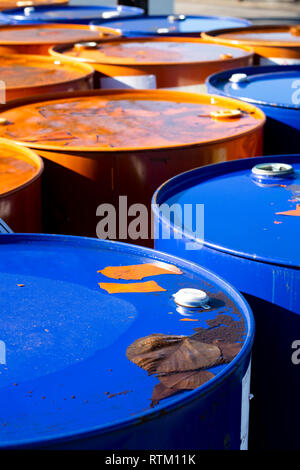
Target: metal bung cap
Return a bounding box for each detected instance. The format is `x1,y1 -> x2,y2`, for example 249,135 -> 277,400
173,288 -> 210,308
210,109 -> 242,120
229,73 -> 248,84
252,163 -> 294,177
168,14 -> 186,22
24,6 -> 34,15
74,42 -> 98,50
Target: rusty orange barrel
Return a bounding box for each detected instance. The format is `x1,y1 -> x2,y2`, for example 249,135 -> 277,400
0,54 -> 95,101
0,137 -> 43,233
202,24 -> 300,65
0,0 -> 68,8
0,23 -> 121,55
50,37 -> 254,89
0,89 -> 265,240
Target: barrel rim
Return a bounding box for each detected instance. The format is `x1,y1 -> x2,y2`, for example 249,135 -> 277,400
0,23 -> 121,45
202,24 -> 300,48
206,64 -> 300,110
152,154 -> 300,269
0,233 -> 255,449
49,36 -> 254,66
0,88 -> 265,152
0,137 -> 44,197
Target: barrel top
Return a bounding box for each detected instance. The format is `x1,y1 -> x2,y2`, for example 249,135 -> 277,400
0,90 -> 265,151
202,24 -> 300,47
91,14 -> 251,37
0,234 -> 253,448
153,155 -> 300,268
52,37 -> 253,65
0,23 -> 120,45
207,65 -> 300,109
1,4 -> 144,23
0,53 -> 94,89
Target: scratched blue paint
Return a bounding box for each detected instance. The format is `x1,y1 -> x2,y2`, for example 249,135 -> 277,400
206,65 -> 300,155
0,233 -> 253,449
152,154 -> 300,450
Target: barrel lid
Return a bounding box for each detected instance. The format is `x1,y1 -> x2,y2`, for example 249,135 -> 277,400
0,137 -> 43,196
0,90 -> 265,151
202,24 -> 300,47
207,65 -> 300,110
153,155 -> 300,268
2,4 -> 144,24
90,15 -> 251,37
51,37 -> 253,65
0,234 -> 253,448
0,23 -> 120,45
0,54 -> 94,90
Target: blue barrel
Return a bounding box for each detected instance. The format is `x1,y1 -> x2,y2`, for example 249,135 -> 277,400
1,4 -> 144,25
152,154 -> 300,450
0,229 -> 254,449
206,65 -> 300,155
90,14 -> 251,38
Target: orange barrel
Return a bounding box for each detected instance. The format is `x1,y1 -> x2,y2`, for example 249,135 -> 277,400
0,54 -> 95,101
0,23 -> 121,55
0,137 -> 43,233
50,37 -> 254,90
202,24 -> 300,65
0,89 -> 265,240
0,0 -> 68,9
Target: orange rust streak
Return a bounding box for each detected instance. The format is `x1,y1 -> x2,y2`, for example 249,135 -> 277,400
276,205 -> 300,217
99,281 -> 167,294
98,263 -> 182,280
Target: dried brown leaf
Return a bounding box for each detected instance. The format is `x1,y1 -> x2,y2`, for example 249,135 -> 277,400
151,383 -> 179,406
213,341 -> 242,363
126,334 -> 220,375
158,369 -> 215,390
126,334 -> 185,374
155,338 -> 220,374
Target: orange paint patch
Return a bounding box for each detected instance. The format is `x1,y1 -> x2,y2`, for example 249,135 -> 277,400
99,281 -> 166,294
276,205 -> 300,217
179,318 -> 199,322
274,221 -> 282,224
98,263 -> 182,280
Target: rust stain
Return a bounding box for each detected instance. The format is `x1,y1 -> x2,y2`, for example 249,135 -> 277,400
98,263 -> 182,280
276,205 -> 300,217
99,280 -> 166,294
